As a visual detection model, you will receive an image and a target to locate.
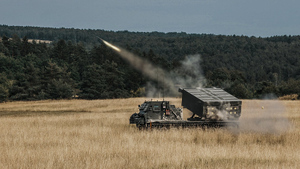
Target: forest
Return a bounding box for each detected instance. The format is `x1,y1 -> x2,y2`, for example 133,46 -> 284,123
0,24 -> 300,101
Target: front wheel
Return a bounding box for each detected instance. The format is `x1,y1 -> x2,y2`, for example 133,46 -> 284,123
137,124 -> 146,130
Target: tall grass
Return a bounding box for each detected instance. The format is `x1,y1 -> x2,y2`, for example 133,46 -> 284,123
0,98 -> 299,168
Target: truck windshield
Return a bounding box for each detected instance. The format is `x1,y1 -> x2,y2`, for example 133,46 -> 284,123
153,105 -> 160,111
139,103 -> 146,110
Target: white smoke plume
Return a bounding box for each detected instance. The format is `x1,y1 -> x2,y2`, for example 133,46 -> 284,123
172,55 -> 206,88
145,82 -> 160,98
100,39 -> 206,97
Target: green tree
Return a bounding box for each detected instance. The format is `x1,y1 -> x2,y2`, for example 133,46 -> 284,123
80,64 -> 106,99
1,36 -> 11,56
226,83 -> 253,99
51,39 -> 69,62
100,60 -> 128,98
10,62 -> 41,100
0,73 -> 13,102
80,61 -> 129,99
41,61 -> 74,99
279,79 -> 300,97
20,36 -> 31,56
254,81 -> 278,98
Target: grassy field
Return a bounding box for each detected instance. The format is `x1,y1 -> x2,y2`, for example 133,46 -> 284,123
0,98 -> 299,168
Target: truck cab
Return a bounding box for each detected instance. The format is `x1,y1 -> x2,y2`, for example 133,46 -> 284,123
130,101 -> 182,127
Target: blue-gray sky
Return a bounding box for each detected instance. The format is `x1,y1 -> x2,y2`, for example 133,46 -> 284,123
1,0 -> 299,37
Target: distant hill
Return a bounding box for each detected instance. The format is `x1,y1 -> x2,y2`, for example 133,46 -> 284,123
0,24 -> 300,101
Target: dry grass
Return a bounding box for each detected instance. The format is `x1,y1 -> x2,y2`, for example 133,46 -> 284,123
27,39 -> 52,44
0,37 -> 52,44
279,94 -> 299,100
0,98 -> 299,168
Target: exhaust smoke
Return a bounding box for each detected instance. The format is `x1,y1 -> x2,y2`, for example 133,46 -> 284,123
100,38 -> 206,96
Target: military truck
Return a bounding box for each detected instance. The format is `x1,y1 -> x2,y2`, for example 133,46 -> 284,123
130,88 -> 242,129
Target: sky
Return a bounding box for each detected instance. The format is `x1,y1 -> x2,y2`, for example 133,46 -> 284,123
0,0 -> 299,37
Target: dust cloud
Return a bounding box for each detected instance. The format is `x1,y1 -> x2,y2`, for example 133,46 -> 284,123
239,99 -> 292,134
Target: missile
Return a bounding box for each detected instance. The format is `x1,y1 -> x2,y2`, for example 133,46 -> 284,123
97,37 -> 121,52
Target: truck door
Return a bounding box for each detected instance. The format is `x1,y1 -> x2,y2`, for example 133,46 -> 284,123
147,103 -> 162,120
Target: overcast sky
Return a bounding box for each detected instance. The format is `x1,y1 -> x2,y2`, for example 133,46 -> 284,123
1,0 -> 299,37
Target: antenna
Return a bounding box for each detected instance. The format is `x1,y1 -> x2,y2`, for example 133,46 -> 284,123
157,67 -> 160,99
163,73 -> 165,101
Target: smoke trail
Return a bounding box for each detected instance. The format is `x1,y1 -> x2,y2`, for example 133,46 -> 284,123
100,38 -> 177,95
100,39 -> 206,96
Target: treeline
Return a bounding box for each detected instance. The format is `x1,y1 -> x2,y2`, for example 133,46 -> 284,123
1,25 -> 300,101
0,35 -> 149,102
